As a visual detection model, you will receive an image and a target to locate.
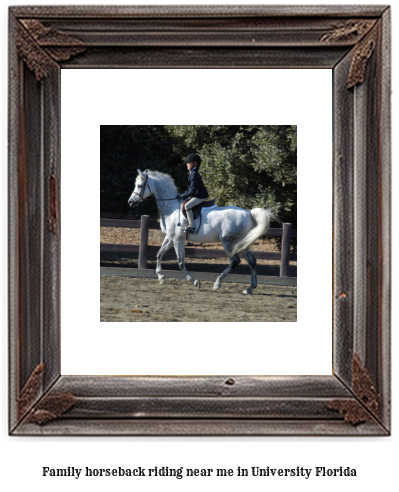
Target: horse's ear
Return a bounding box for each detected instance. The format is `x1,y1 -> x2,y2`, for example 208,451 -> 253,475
140,170 -> 147,179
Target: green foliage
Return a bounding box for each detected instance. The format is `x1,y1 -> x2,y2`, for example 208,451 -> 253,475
101,125 -> 297,232
165,125 -> 297,226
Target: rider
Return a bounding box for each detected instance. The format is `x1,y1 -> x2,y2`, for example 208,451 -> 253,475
177,153 -> 208,233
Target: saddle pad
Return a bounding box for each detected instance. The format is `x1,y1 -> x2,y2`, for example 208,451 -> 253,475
181,199 -> 216,220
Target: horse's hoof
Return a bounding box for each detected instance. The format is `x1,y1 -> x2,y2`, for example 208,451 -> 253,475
158,275 -> 165,285
242,288 -> 253,295
194,279 -> 201,289
213,282 -> 220,291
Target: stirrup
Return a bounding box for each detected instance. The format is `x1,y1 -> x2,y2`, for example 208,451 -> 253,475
184,226 -> 195,233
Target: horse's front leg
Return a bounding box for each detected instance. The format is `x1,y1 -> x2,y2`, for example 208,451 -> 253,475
174,238 -> 201,288
156,235 -> 173,285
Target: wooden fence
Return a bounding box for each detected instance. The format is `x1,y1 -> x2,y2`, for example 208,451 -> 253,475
101,215 -> 297,277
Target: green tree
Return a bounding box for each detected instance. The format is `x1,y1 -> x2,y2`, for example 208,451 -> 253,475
165,125 -> 297,227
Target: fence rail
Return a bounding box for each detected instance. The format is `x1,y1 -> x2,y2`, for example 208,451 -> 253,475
101,215 -> 297,277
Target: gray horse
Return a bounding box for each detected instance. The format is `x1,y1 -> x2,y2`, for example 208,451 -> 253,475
128,170 -> 273,294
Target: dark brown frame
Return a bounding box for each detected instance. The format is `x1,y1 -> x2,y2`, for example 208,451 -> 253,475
9,5 -> 391,436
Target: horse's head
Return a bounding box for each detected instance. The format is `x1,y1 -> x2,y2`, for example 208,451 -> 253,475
128,170 -> 152,207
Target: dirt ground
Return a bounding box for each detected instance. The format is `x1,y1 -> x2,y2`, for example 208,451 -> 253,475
100,227 -> 297,322
101,276 -> 297,322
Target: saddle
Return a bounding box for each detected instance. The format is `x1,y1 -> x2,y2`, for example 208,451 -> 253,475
181,198 -> 216,221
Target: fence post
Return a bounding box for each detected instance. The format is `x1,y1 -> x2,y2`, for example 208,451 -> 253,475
138,215 -> 150,269
279,223 -> 292,277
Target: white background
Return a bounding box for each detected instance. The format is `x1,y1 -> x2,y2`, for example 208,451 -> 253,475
1,1 -> 398,492
61,68 -> 332,376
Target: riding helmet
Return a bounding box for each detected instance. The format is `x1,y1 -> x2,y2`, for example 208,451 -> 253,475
185,153 -> 201,167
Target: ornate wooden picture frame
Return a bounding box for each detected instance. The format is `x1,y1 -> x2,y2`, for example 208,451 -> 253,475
9,5 -> 391,435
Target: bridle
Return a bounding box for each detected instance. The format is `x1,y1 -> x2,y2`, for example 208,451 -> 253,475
133,173 -> 151,203
133,173 -> 179,203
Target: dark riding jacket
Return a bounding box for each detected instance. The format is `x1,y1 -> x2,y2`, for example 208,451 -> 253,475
180,168 -> 208,199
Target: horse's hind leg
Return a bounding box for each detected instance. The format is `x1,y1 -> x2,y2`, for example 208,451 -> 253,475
213,254 -> 241,291
242,248 -> 257,295
156,235 -> 173,285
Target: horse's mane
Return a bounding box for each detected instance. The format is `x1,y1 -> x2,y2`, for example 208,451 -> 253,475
138,169 -> 178,196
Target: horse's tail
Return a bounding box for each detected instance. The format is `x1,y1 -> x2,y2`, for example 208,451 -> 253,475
231,208 -> 274,256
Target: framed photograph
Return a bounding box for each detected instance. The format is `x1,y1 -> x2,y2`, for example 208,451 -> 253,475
9,5 -> 390,435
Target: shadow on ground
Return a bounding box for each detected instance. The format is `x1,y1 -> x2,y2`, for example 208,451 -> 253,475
100,252 -> 297,278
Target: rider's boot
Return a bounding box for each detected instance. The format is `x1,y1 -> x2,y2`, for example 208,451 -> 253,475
184,209 -> 195,233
